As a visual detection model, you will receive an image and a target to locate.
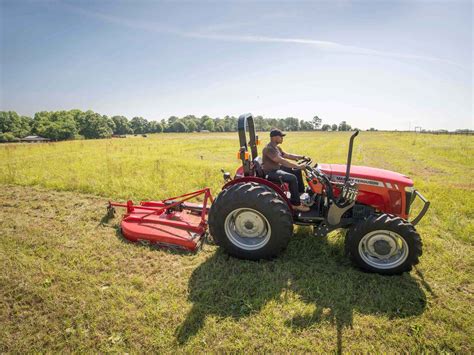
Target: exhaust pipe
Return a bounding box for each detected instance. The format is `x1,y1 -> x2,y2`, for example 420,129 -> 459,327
345,130 -> 359,183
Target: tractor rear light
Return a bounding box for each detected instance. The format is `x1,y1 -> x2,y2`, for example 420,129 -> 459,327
236,151 -> 250,160
388,190 -> 402,214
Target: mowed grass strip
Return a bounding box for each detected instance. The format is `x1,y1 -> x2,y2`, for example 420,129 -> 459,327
0,132 -> 473,352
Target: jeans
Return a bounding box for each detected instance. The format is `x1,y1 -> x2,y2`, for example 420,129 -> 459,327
266,167 -> 305,205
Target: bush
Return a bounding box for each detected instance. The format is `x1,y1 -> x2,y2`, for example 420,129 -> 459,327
0,132 -> 18,142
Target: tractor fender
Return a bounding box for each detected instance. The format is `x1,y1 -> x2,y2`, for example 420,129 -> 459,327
222,177 -> 293,212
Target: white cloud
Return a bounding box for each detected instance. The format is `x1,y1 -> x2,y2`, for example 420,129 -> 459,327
63,3 -> 465,69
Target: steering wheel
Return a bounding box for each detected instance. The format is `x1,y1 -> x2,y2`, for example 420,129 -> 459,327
297,156 -> 312,166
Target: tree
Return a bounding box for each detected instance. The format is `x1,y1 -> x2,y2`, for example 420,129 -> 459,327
0,111 -> 32,137
171,120 -> 188,132
32,111 -> 52,135
130,117 -> 148,134
76,111 -> 113,139
32,111 -> 78,140
147,121 -> 163,133
284,117 -> 299,131
187,120 -> 197,132
0,132 -> 20,142
313,116 -> 322,130
111,116 -> 133,135
168,116 -> 179,125
253,115 -> 270,131
182,115 -> 198,132
338,121 -> 352,131
321,124 -> 331,131
203,119 -> 214,132
155,122 -> 164,133
0,111 -> 20,133
300,120 -> 314,131
105,116 -> 116,133
331,124 -> 338,131
68,109 -> 83,121
223,116 -> 237,132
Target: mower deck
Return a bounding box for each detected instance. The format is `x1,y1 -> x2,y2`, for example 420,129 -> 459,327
121,206 -> 204,251
109,188 -> 213,252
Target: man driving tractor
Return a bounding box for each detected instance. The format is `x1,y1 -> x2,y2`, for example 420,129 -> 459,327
262,129 -> 310,212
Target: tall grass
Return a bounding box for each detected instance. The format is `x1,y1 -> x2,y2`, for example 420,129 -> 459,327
0,131 -> 473,352
1,131 -> 472,241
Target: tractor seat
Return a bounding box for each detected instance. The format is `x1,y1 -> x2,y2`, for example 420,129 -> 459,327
252,157 -> 266,178
253,157 -> 290,193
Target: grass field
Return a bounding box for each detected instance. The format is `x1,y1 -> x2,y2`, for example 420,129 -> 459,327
0,132 -> 473,352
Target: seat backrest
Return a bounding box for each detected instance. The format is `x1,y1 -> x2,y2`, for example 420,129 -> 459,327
252,157 -> 265,178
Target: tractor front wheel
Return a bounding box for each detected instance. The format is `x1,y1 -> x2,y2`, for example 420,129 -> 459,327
345,214 -> 422,275
209,182 -> 293,260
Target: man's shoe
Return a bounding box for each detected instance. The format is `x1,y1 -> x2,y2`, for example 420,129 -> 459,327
292,204 -> 310,212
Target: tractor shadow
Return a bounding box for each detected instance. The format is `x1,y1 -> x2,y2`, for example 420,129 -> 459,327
176,229 -> 427,352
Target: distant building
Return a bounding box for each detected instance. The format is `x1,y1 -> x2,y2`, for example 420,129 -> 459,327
20,135 -> 51,143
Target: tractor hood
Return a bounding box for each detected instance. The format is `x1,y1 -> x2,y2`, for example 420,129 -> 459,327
319,164 -> 414,188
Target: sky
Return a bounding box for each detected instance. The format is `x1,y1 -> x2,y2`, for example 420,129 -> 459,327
0,0 -> 472,130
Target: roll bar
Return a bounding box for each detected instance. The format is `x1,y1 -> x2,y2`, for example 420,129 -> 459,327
237,113 -> 259,176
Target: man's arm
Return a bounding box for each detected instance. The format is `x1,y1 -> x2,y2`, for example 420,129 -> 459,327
281,152 -> 305,161
267,154 -> 304,169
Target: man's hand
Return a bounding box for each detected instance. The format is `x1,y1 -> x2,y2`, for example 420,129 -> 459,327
297,163 -> 307,170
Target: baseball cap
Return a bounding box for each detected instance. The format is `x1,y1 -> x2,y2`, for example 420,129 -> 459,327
270,129 -> 286,137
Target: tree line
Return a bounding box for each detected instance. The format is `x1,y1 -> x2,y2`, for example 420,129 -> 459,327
0,110 -> 355,142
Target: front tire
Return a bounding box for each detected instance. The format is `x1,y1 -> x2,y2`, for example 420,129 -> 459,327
345,214 -> 422,275
208,182 -> 293,260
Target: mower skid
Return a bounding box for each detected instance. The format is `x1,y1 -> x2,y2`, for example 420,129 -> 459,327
109,188 -> 213,251
409,189 -> 430,226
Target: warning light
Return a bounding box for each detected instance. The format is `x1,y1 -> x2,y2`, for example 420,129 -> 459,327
237,151 -> 250,160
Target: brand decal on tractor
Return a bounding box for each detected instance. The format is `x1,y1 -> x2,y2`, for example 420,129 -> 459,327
331,175 -> 384,187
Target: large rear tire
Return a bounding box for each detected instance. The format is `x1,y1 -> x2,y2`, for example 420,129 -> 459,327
345,214 -> 422,275
208,182 -> 293,260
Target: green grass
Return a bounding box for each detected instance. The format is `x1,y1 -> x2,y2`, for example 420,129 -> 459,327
0,132 -> 473,352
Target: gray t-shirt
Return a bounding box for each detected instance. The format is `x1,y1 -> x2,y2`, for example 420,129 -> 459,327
262,142 -> 286,173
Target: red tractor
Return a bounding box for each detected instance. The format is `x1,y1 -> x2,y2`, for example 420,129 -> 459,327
110,113 -> 429,275
208,114 -> 430,275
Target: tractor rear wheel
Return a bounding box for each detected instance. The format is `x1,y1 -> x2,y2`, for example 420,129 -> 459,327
209,182 -> 293,260
345,214 -> 422,275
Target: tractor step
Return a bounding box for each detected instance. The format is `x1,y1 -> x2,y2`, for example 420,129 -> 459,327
294,203 -> 324,224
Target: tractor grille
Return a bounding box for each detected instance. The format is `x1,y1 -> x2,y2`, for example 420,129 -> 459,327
405,188 -> 416,215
